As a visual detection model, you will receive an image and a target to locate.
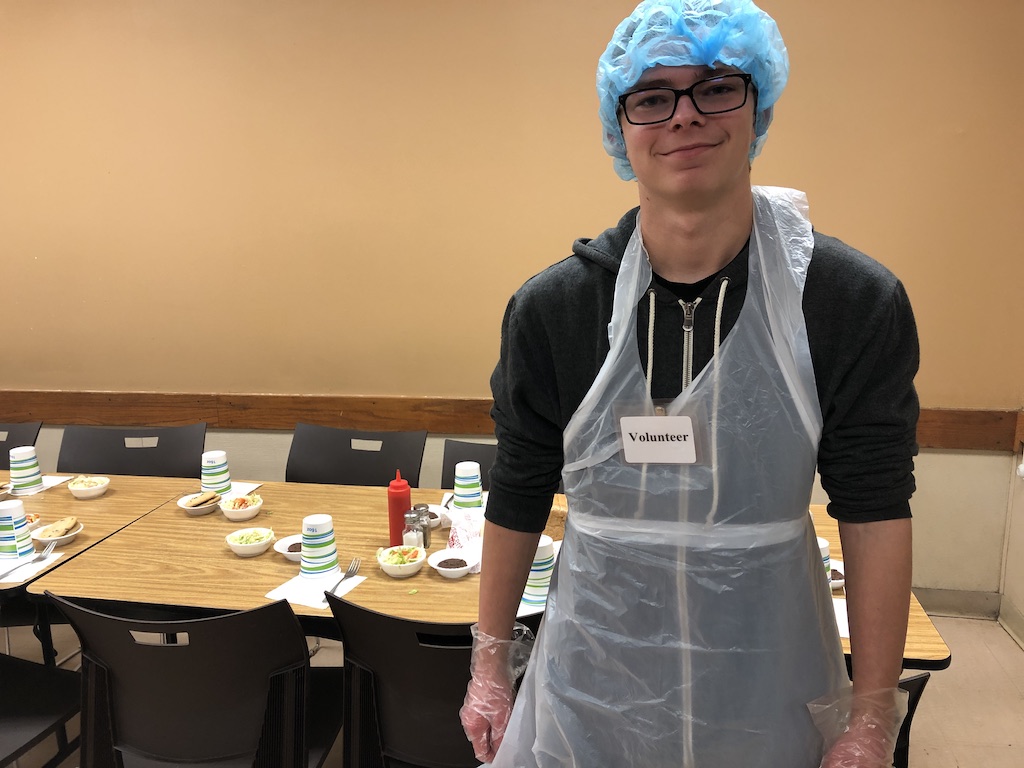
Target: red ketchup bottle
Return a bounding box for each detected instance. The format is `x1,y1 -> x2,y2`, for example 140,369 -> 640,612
387,470 -> 411,547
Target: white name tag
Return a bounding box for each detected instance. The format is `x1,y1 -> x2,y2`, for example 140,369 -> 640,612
620,416 -> 697,464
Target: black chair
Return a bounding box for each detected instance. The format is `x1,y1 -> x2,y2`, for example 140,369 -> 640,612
0,421 -> 43,470
0,652 -> 81,768
893,671 -> 931,768
56,423 -> 207,478
47,593 -> 344,768
440,439 -> 497,491
286,423 -> 427,487
326,592 -> 477,768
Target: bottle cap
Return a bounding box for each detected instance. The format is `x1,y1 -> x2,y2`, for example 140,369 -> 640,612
404,510 -> 419,524
389,470 -> 410,491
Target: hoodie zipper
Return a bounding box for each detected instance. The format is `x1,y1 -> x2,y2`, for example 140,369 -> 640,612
680,298 -> 701,389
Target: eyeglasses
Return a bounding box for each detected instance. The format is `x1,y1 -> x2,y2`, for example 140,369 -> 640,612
618,73 -> 754,125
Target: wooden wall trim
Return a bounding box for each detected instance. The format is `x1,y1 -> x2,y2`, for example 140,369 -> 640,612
0,390 -> 1018,452
0,390 -> 493,435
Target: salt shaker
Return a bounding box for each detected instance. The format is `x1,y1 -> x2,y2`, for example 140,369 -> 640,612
414,502 -> 431,549
402,510 -> 423,548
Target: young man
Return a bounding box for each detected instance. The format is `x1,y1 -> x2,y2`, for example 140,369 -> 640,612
463,2 -> 918,766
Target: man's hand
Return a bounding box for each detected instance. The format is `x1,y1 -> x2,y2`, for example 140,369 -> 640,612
819,720 -> 895,767
817,686 -> 907,768
460,623 -> 535,763
461,645 -> 516,762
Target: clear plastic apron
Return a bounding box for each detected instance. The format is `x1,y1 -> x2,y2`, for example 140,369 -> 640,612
493,187 -> 848,768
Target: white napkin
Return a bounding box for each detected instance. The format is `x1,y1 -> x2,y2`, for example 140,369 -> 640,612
0,552 -> 63,583
221,481 -> 262,499
10,475 -> 72,497
266,572 -> 366,610
447,506 -> 486,573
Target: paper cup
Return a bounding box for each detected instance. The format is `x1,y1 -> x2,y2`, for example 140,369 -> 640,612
817,536 -> 830,579
0,499 -> 34,559
200,450 -> 232,494
300,514 -> 340,578
9,446 -> 44,494
453,461 -> 483,509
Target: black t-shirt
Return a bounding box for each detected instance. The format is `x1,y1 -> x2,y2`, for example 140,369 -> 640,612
652,271 -> 720,303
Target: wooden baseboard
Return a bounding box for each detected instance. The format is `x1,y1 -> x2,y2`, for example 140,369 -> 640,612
913,587 -> 1001,619
0,390 -> 1019,450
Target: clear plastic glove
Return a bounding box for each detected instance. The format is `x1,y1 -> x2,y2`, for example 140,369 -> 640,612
810,686 -> 908,768
460,623 -> 535,763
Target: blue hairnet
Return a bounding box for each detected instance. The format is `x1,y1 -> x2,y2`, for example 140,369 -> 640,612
597,0 -> 789,180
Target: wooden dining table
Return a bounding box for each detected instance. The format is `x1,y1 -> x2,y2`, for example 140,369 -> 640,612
27,481 -> 504,637
1,473 -> 194,587
24,477 -> 949,670
1,472 -> 194,662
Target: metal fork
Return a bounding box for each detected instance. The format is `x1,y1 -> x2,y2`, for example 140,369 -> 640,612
0,540 -> 57,581
328,557 -> 361,595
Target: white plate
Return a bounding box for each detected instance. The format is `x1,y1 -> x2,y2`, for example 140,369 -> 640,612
31,522 -> 84,546
176,492 -> 221,516
274,534 -> 303,562
830,560 -> 845,590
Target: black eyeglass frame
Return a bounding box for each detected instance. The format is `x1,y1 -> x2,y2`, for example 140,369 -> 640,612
617,73 -> 756,125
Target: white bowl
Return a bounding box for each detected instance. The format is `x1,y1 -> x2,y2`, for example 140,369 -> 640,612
425,505 -> 445,528
0,483 -> 11,502
376,545 -> 426,579
176,492 -> 222,516
219,494 -> 263,522
830,560 -> 846,591
427,548 -> 478,579
273,534 -> 303,562
225,527 -> 275,558
31,522 -> 84,547
68,476 -> 110,499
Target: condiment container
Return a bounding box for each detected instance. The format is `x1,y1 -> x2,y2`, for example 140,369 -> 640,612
414,502 -> 431,549
402,510 -> 424,548
387,470 -> 411,547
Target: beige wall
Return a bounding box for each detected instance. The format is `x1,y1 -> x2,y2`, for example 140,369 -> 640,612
3,0 -> 1023,408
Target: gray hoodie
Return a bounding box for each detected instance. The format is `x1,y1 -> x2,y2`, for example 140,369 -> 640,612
486,207 -> 919,532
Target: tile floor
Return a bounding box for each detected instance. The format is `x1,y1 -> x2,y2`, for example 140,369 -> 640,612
7,615 -> 1023,767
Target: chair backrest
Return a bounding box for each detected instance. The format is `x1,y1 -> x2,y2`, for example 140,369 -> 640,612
48,593 -> 313,768
325,592 -> 478,768
286,423 -> 427,487
893,671 -> 931,768
0,421 -> 43,470
440,439 -> 498,491
56,422 -> 207,478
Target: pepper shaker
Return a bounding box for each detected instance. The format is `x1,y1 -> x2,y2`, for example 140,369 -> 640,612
414,502 -> 431,549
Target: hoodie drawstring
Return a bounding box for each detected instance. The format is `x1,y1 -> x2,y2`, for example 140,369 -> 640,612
706,277 -> 729,525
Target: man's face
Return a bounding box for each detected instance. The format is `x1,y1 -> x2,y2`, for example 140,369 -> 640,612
619,64 -> 757,207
